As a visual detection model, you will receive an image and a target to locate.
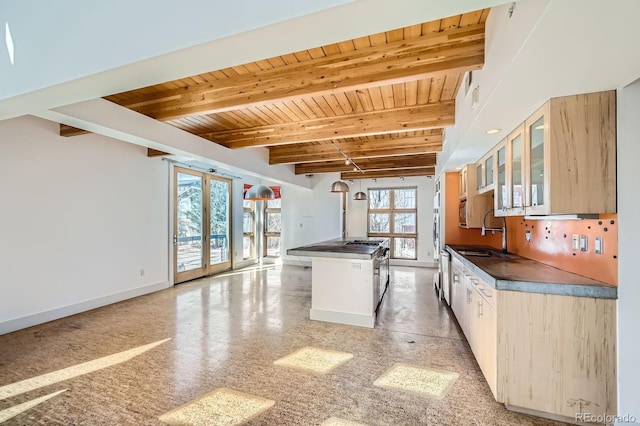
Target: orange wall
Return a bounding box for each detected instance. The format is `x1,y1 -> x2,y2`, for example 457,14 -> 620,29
444,172 -> 618,285
444,172 -> 502,249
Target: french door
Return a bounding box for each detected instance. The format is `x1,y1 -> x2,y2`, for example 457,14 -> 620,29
174,167 -> 232,284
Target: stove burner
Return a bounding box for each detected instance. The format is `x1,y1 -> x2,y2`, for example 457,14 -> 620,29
344,240 -> 384,246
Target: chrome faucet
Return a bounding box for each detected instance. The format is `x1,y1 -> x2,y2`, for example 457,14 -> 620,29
481,209 -> 507,253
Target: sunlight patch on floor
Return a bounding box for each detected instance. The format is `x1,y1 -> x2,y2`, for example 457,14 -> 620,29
159,388 -> 274,426
0,338 -> 170,401
0,389 -> 67,422
274,347 -> 353,374
373,363 -> 458,399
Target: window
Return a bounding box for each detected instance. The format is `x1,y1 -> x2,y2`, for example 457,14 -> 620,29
264,198 -> 281,257
243,199 -> 255,259
368,187 -> 417,259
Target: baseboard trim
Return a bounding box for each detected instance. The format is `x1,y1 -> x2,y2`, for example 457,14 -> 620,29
0,281 -> 170,335
505,404 -> 583,426
310,308 -> 375,328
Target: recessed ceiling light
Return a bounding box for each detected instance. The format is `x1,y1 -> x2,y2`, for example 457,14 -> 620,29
485,129 -> 501,135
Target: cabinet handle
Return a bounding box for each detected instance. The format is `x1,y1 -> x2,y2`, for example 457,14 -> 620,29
478,300 -> 483,318
453,273 -> 459,283
479,288 -> 492,298
466,288 -> 472,304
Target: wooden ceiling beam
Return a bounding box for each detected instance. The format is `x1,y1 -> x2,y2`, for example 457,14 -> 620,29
60,124 -> 89,137
147,148 -> 170,157
294,154 -> 436,174
269,135 -> 443,164
341,167 -> 435,180
112,23 -> 484,121
202,102 -> 454,148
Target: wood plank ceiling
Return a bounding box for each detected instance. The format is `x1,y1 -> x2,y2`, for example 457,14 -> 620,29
62,8 -> 489,179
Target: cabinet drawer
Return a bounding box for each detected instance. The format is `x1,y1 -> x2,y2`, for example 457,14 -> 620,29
469,275 -> 496,309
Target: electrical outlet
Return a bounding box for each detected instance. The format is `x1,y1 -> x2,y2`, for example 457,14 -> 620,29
525,230 -> 531,242
572,235 -> 579,250
595,237 -> 603,255
580,235 -> 588,252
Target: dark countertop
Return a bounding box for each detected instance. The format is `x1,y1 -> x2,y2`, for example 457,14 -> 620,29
287,237 -> 388,260
446,244 -> 617,299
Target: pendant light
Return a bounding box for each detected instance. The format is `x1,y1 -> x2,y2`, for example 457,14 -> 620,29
330,180 -> 349,192
353,179 -> 367,200
245,181 -> 275,200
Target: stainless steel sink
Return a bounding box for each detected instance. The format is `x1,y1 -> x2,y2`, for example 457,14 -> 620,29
489,251 -> 517,259
458,249 -> 518,260
457,250 -> 491,257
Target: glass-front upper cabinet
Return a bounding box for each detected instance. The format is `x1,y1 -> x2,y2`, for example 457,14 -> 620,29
476,151 -> 495,194
525,104 -> 549,215
494,140 -> 507,216
476,162 -> 483,191
507,124 -> 526,215
485,154 -> 494,188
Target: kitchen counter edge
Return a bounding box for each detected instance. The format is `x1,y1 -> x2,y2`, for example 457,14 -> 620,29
287,237 -> 387,260
446,245 -> 617,299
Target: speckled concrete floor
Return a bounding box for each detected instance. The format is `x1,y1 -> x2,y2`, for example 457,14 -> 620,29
0,265 -> 567,425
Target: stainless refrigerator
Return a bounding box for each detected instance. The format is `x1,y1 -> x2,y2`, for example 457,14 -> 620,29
432,178 -> 451,305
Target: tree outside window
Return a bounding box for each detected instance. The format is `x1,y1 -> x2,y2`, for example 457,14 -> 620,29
368,187 -> 417,259
264,198 -> 281,257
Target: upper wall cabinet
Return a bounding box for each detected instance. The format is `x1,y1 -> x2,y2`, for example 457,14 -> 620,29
494,90 -> 616,216
476,150 -> 495,194
459,163 -> 495,228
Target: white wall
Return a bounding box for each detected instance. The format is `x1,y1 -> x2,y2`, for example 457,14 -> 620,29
438,0 -> 551,174
616,79 -> 640,424
346,176 -> 436,267
280,174 -> 342,265
0,116 -> 169,334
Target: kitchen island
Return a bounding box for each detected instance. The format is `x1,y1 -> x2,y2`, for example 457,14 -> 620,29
287,238 -> 389,328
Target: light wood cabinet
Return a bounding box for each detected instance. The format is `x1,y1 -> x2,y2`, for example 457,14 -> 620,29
451,257 -> 464,320
471,277 -> 497,398
451,257 -> 498,400
508,124 -> 527,215
497,290 -> 617,421
494,140 -> 508,216
459,163 -> 495,228
459,166 -> 468,199
476,151 -> 496,194
524,91 -> 616,214
448,252 -> 616,422
493,90 -> 616,216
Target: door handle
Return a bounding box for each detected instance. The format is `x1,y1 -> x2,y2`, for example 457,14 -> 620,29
173,234 -> 177,245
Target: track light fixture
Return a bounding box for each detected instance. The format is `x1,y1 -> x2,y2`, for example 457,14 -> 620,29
331,141 -> 364,175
